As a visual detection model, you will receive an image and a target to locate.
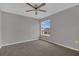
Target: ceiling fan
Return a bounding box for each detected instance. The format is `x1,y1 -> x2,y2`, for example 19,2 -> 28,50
26,3 -> 46,15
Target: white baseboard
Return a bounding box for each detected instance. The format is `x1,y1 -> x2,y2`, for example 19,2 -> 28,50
0,46 -> 2,48
42,39 -> 79,52
2,39 -> 38,47
52,41 -> 79,52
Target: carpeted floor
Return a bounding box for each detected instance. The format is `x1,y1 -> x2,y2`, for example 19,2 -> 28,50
0,40 -> 79,56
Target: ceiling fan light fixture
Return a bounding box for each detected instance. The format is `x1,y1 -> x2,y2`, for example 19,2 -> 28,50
26,3 -> 46,15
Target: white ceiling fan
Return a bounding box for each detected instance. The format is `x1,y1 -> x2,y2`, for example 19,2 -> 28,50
26,3 -> 46,15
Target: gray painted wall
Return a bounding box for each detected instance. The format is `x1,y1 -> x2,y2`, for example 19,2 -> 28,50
0,10 -> 2,47
41,5 -> 79,51
2,11 -> 40,46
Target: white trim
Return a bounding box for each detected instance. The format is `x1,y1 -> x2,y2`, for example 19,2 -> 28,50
52,42 -> 79,52
0,46 -> 2,48
2,39 -> 38,47
43,39 -> 79,52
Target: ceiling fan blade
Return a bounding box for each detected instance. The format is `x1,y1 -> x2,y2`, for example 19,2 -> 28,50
26,10 -> 34,12
26,3 -> 35,8
37,3 -> 46,8
38,9 -> 46,12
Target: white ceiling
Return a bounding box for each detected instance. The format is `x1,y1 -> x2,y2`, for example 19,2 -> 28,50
0,3 -> 78,19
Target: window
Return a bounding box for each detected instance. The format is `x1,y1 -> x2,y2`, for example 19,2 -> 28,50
41,20 -> 51,36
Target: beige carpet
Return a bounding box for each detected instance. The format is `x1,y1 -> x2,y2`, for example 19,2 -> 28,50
0,40 -> 79,56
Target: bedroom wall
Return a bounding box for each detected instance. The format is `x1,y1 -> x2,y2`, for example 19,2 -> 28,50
0,10 -> 2,48
1,11 -> 40,46
41,5 -> 79,51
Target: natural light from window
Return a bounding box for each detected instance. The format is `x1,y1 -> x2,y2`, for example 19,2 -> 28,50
41,20 -> 51,36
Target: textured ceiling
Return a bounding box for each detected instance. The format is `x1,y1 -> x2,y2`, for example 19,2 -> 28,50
0,3 -> 78,19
